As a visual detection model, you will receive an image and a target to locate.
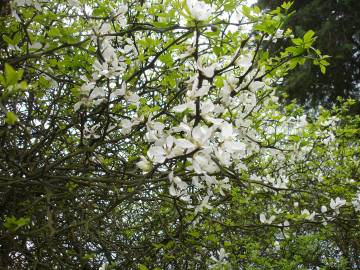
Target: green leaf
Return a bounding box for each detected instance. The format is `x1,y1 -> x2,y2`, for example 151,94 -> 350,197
320,60 -> 330,66
253,5 -> 261,14
5,112 -> 18,125
4,63 -> 18,86
159,53 -> 173,66
2,35 -> 14,45
224,1 -> 236,12
4,216 -> 30,232
299,58 -> 306,65
303,30 -> 315,43
138,264 -> 148,270
242,6 -> 253,19
291,38 -> 303,46
82,253 -> 95,261
18,81 -> 28,90
0,74 -> 5,86
48,27 -> 61,37
281,1 -> 294,10
153,21 -> 168,28
320,65 -> 326,74
214,76 -> 224,88
13,32 -> 22,45
66,181 -> 79,192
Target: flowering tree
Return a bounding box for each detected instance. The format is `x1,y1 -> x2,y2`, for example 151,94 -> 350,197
0,0 -> 359,269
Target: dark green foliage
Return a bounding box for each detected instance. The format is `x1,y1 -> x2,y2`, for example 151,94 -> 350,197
258,0 -> 360,110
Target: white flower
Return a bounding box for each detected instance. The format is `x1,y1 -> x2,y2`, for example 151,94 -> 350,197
321,205 -> 327,213
69,0 -> 80,7
273,29 -> 284,42
127,92 -> 140,106
80,81 -> 95,95
99,23 -> 111,34
178,46 -> 195,59
84,123 -> 101,139
330,197 -> 346,215
223,141 -> 246,152
165,136 -> 175,149
169,183 -> 179,196
186,0 -> 212,21
191,153 -> 219,174
120,119 -> 133,135
175,138 -> 196,150
29,42 -> 42,50
185,75 -> 211,98
169,172 -> 188,190
210,247 -> 228,267
330,197 -> 346,209
235,54 -> 252,69
214,148 -> 231,166
123,44 -> 133,54
110,82 -> 126,99
116,13 -> 127,28
89,87 -> 105,100
74,99 -> 86,111
220,122 -> 233,139
193,83 -> 210,97
197,57 -> 217,78
191,125 -> 212,147
136,156 -> 152,172
249,80 -> 265,92
352,192 -> 360,212
99,262 -> 108,270
259,213 -> 276,224
195,195 -> 212,213
203,174 -> 217,186
147,146 -> 167,163
192,176 -> 204,188
173,103 -> 192,113
200,100 -> 215,117
215,177 -> 231,196
301,209 -> 316,220
117,4 -> 128,14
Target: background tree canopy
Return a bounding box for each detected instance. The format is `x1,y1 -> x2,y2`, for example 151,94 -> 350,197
0,0 -> 359,269
258,0 -> 360,110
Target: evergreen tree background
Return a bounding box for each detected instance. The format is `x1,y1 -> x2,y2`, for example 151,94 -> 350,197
258,0 -> 360,110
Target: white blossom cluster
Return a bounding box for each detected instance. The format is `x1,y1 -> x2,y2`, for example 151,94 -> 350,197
352,191 -> 360,212
12,0 -> 359,227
